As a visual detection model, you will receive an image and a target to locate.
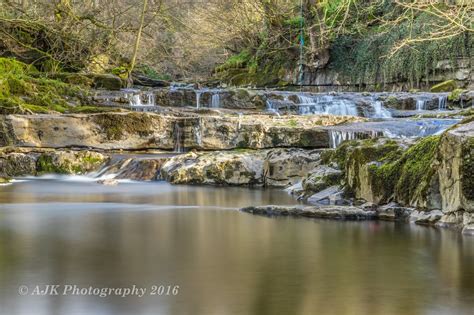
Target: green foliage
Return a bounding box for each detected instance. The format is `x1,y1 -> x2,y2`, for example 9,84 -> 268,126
216,50 -> 252,72
0,57 -> 86,114
135,64 -> 171,81
330,12 -> 471,87
448,89 -> 466,102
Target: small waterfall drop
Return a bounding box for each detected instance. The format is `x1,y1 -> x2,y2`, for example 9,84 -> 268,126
173,122 -> 185,153
266,100 -> 281,117
211,93 -> 220,108
195,119 -> 202,146
297,94 -> 358,116
438,95 -> 447,110
196,91 -> 201,109
416,99 -> 427,111
328,130 -> 383,149
371,101 -> 391,118
237,112 -> 243,130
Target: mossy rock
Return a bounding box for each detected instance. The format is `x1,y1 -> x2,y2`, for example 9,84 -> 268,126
0,177 -> 11,184
93,113 -> 154,140
89,74 -> 122,90
448,88 -> 467,102
431,80 -> 457,92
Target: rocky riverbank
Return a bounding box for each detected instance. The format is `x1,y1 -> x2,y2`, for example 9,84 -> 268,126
0,89 -> 473,234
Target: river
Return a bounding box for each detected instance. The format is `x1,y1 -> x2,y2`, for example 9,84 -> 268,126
0,178 -> 474,315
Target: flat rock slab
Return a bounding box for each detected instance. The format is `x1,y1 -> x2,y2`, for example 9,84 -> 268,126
240,205 -> 378,221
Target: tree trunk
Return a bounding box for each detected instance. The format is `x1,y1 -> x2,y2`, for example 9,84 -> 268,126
127,0 -> 149,87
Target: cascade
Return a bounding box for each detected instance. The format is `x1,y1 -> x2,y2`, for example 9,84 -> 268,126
329,130 -> 383,149
173,122 -> 185,153
266,100 -> 281,117
211,93 -> 220,108
196,91 -> 202,109
438,95 -> 447,110
371,101 -> 392,118
195,119 -> 203,146
297,94 -> 358,116
416,99 -> 427,111
238,113 -> 243,130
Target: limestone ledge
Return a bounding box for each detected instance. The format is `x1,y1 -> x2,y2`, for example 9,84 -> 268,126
0,112 -> 363,150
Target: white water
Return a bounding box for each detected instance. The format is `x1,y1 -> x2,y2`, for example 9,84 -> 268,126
371,101 -> 392,118
329,130 -> 383,149
266,100 -> 281,117
211,93 -> 220,108
174,123 -> 184,153
238,112 -> 243,130
297,95 -> 359,116
438,95 -> 447,110
416,99 -> 427,111
129,92 -> 156,111
196,91 -> 201,109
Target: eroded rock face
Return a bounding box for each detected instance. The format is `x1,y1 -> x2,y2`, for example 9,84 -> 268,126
161,151 -> 266,186
438,121 -> 474,214
160,148 -> 324,187
264,149 -> 321,187
3,112 -> 350,150
0,152 -> 37,177
302,165 -> 342,194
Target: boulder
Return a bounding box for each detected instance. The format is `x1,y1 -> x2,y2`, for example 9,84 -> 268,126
0,152 -> 37,177
89,74 -> 123,90
264,149 -> 321,187
160,150 -> 266,186
438,121 -> 474,214
410,210 -> 443,225
430,80 -> 457,92
302,165 -> 342,193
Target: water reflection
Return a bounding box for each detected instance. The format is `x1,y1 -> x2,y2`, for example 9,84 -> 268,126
0,179 -> 473,315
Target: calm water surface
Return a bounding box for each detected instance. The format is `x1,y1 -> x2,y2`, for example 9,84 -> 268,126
0,177 -> 473,315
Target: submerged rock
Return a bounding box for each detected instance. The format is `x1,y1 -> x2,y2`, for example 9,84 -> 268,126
97,178 -> 119,186
240,205 -> 378,220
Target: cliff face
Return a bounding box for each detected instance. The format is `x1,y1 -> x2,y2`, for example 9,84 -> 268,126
295,57 -> 473,92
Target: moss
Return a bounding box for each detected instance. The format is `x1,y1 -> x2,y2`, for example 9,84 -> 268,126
431,80 -> 457,92
0,57 -> 87,114
448,88 -> 466,102
93,113 -> 154,140
36,155 -> 68,174
0,177 -> 11,184
68,106 -> 119,113
365,136 -> 441,206
462,138 -> 474,201
395,136 -> 440,204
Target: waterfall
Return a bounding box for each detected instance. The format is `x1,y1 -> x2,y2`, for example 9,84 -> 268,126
128,92 -> 155,110
438,95 -> 447,110
329,130 -> 384,148
266,100 -> 281,117
130,94 -> 142,106
211,93 -> 220,108
416,99 -> 427,111
195,119 -> 202,146
173,123 -> 185,153
196,91 -> 201,109
297,94 -> 358,116
147,93 -> 155,106
238,112 -> 243,130
371,101 -> 392,118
